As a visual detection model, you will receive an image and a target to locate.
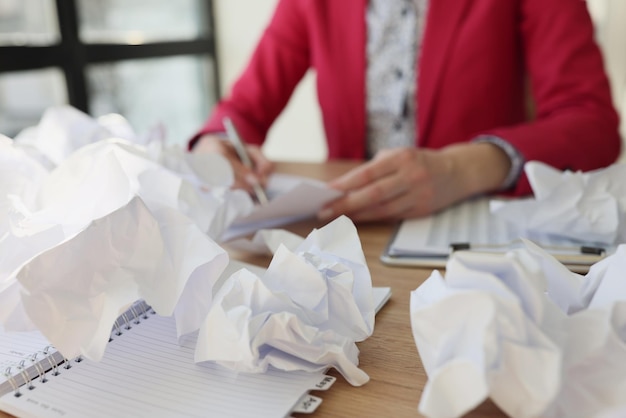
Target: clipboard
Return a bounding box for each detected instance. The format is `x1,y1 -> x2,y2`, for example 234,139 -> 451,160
380,197 -> 612,273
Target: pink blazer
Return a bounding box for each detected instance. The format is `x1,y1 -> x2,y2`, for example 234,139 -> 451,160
193,0 -> 621,196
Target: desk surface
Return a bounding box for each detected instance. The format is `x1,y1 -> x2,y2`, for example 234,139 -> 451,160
0,161 -> 506,418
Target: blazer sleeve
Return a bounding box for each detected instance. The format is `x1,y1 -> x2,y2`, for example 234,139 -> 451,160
189,0 -> 311,149
480,0 -> 621,195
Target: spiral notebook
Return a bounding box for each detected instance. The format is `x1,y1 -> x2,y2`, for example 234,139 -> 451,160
0,266 -> 391,418
0,329 -> 64,399
0,301 -> 333,418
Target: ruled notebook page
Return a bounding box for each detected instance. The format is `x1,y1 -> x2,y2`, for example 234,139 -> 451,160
390,198 -> 518,256
0,313 -> 325,418
384,197 -> 612,273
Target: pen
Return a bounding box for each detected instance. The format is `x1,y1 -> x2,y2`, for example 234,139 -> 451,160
222,116 -> 269,205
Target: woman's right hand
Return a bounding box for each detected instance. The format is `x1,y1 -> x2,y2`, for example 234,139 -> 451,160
192,134 -> 274,193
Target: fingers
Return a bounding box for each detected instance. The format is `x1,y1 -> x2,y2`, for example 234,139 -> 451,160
320,178 -> 430,222
328,151 -> 397,193
347,192 -> 432,222
247,145 -> 275,185
319,152 -> 412,220
190,134 -> 272,193
318,148 -> 442,222
325,173 -> 407,217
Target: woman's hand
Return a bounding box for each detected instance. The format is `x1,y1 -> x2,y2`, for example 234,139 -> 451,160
318,142 -> 512,222
192,134 -> 274,193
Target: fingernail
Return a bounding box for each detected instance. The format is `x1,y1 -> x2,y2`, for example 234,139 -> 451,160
317,208 -> 334,220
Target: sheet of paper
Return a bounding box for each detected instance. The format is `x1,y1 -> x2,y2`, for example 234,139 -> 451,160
386,196 -> 616,270
220,173 -> 344,241
389,197 -> 518,255
410,242 -> 626,418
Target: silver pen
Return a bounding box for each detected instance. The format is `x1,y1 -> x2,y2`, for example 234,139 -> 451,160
223,116 -> 269,205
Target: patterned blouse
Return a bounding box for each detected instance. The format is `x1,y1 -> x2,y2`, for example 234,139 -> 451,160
366,0 -> 427,157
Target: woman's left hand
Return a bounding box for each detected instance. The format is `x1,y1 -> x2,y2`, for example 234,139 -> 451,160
317,142 -> 512,222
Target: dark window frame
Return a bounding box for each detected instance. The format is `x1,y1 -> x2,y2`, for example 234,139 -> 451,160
0,0 -> 220,115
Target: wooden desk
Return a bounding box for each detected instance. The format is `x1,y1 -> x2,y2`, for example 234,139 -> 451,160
0,161 -> 506,418
229,161 -> 506,418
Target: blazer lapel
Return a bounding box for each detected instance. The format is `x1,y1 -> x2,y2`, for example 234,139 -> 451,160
417,0 -> 473,144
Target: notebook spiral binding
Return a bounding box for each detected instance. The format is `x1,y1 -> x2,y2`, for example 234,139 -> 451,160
2,300 -> 154,398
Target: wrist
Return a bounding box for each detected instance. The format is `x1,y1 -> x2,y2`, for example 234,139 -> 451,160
473,135 -> 524,190
442,142 -> 512,198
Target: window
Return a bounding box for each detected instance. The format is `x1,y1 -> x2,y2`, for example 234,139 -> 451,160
0,0 -> 218,145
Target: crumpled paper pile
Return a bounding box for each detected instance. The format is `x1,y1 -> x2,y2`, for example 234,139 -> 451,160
411,240 -> 626,418
0,106 -> 375,385
196,216 -> 375,386
1,106 -> 251,357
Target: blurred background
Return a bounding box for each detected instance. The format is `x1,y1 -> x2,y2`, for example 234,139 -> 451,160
0,0 -> 623,162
